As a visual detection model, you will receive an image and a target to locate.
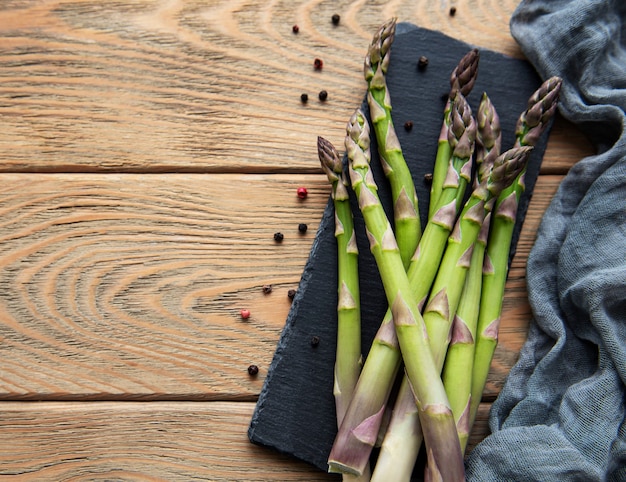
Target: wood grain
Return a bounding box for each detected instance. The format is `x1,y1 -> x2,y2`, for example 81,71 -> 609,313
0,401 -> 491,479
0,173 -> 561,400
0,0 -> 592,174
0,173 -> 328,399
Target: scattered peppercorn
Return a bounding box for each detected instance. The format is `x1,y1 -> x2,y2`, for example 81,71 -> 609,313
297,186 -> 308,199
262,284 -> 273,294
449,6 -> 457,16
292,25 -> 299,33
404,120 -> 413,131
311,335 -> 320,347
300,93 -> 308,103
424,173 -> 434,184
248,364 -> 259,376
313,58 -> 323,70
417,55 -> 429,70
318,90 -> 328,101
298,223 -> 308,233
288,289 -> 297,300
240,309 -> 251,320
274,232 -> 284,242
331,14 -> 340,25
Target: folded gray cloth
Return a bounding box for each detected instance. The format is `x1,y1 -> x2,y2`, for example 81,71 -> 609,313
465,1 -> 626,481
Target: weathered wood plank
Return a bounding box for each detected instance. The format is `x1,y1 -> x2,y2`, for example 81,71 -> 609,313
0,173 -> 561,400
0,0 -> 590,173
0,174 -> 327,399
0,400 -> 492,479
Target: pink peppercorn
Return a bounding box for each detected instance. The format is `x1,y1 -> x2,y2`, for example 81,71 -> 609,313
240,309 -> 250,319
297,187 -> 308,199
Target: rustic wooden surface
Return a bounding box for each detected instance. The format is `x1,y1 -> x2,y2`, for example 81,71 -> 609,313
0,0 -> 593,479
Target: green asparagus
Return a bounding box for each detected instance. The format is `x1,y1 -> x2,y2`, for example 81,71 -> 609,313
329,108 -> 465,481
317,136 -> 362,427
330,93 -> 476,479
365,17 -> 421,268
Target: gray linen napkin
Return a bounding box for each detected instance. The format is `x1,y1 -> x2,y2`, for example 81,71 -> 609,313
465,1 -> 626,480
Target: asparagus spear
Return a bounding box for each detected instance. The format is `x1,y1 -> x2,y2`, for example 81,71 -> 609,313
330,94 -> 476,478
441,93 -> 501,454
317,136 -> 362,427
318,137 -> 370,482
329,108 -> 465,481
469,77 -> 562,430
428,48 -> 480,219
365,17 -> 420,268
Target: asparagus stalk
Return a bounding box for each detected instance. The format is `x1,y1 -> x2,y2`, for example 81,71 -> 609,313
365,17 -> 421,268
428,48 -> 480,219
317,136 -> 362,427
441,93 -> 501,454
329,108 -> 465,481
330,94 -> 476,478
318,137 -> 370,482
469,77 -> 562,430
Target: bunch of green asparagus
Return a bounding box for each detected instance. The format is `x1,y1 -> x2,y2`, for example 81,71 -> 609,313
317,18 -> 561,482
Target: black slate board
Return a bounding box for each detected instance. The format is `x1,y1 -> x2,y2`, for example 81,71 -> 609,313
248,23 -> 551,479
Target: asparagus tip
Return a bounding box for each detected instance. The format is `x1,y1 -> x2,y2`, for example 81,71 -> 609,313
448,91 -> 477,160
364,18 -> 397,80
515,76 -> 563,146
450,48 -> 480,97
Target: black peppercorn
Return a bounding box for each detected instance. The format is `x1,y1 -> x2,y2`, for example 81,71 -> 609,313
314,58 -> 323,70
292,25 -> 299,34
274,232 -> 284,242
449,6 -> 457,16
311,335 -> 320,347
331,14 -> 340,25
318,90 -> 328,101
417,56 -> 429,70
262,284 -> 273,294
288,289 -> 296,300
424,173 -> 433,184
248,364 -> 259,376
300,93 -> 308,103
404,121 -> 413,131
298,223 -> 308,233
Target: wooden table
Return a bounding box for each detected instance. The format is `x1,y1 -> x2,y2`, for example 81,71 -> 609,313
0,1 -> 593,479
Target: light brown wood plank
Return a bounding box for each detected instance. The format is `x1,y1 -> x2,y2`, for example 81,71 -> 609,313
0,173 -> 561,400
0,401 -> 332,480
541,115 -> 595,174
0,173 -> 328,400
0,0 -> 586,173
0,400 -> 492,479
